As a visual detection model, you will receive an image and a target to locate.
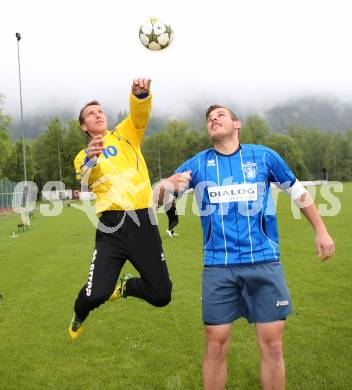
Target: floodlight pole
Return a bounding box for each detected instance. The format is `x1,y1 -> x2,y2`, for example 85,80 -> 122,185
158,145 -> 162,181
56,120 -> 63,187
15,33 -> 28,183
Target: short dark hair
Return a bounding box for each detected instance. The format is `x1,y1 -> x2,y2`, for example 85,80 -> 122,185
205,105 -> 239,121
79,100 -> 101,125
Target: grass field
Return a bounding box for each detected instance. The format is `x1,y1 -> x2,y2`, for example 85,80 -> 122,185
0,183 -> 351,389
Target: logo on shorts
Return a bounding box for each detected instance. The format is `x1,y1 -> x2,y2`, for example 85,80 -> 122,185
276,300 -> 289,307
161,252 -> 166,262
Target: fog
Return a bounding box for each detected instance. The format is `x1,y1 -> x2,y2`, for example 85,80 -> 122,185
1,0 -> 351,120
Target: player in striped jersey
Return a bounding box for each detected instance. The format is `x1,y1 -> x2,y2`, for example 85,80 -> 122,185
156,105 -> 335,390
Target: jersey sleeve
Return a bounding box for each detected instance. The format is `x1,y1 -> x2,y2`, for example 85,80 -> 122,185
113,93 -> 152,147
74,149 -> 97,183
175,156 -> 200,189
264,147 -> 306,199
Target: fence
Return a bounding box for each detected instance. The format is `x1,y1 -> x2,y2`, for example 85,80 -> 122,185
0,179 -> 17,210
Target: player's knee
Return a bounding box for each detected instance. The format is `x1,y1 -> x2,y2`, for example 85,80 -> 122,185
206,339 -> 228,360
151,282 -> 172,307
152,291 -> 172,307
153,296 -> 171,307
154,294 -> 171,307
260,339 -> 283,361
268,340 -> 283,361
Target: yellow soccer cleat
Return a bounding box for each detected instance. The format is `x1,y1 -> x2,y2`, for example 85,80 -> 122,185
109,273 -> 133,302
68,314 -> 84,340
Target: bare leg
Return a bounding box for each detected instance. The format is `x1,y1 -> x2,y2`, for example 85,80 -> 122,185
203,324 -> 232,390
256,321 -> 286,390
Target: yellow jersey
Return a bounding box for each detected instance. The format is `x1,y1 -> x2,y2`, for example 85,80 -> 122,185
74,93 -> 152,214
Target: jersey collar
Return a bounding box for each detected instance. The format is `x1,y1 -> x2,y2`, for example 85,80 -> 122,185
213,144 -> 242,157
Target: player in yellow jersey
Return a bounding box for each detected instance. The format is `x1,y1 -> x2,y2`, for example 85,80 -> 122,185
68,78 -> 172,340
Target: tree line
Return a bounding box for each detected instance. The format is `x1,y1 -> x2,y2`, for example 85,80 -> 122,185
1,96 -> 352,190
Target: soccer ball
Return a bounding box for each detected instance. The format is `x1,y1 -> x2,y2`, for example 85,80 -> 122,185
139,17 -> 173,50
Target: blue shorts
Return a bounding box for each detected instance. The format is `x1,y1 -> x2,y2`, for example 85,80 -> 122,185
202,262 -> 292,324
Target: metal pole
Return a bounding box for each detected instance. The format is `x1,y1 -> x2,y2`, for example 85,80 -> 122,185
15,33 -> 28,183
56,120 -> 63,187
158,145 -> 161,180
16,33 -> 29,211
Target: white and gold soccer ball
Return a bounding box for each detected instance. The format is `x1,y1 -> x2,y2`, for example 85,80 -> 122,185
139,17 -> 173,50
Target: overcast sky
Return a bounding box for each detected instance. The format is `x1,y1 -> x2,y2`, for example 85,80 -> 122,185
1,0 -> 351,120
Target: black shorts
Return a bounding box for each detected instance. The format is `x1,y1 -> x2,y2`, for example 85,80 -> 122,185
74,208 -> 172,321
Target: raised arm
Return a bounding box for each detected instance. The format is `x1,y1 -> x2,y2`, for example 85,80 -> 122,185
114,78 -> 152,146
130,78 -> 152,129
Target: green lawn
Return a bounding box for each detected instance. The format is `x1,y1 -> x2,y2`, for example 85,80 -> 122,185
0,183 -> 351,389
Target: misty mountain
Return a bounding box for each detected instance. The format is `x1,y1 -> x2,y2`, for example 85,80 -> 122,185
9,109 -> 76,140
265,97 -> 352,133
7,96 -> 352,139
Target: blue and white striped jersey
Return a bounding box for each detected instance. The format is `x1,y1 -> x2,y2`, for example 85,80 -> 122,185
176,144 -> 305,266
